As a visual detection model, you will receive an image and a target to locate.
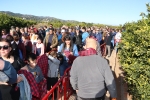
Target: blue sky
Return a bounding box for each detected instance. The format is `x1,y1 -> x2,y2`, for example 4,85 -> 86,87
0,0 -> 149,25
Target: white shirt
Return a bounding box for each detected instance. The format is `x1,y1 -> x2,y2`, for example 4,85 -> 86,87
115,32 -> 122,40
11,41 -> 19,45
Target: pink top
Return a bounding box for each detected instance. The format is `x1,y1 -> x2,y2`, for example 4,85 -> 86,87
2,34 -> 8,39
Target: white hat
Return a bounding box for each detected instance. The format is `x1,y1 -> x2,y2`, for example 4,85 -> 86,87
61,29 -> 65,33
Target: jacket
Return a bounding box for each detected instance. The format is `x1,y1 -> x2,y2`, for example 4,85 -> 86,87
18,41 -> 26,59
43,34 -> 58,49
47,55 -> 60,77
23,40 -> 32,55
2,61 -> 17,84
95,33 -> 102,43
70,54 -> 117,98
104,33 -> 113,45
58,43 -> 79,57
73,33 -> 82,45
18,70 -> 47,100
37,54 -> 48,78
17,74 -> 32,100
18,70 -> 40,98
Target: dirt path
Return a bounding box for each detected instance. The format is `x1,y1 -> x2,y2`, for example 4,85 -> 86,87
105,50 -> 132,100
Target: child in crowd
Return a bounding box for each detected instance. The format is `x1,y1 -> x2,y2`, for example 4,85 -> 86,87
46,51 -> 60,90
35,37 -> 44,56
56,52 -> 68,77
22,53 -> 44,83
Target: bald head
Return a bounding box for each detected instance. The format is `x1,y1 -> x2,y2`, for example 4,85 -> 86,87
85,37 -> 97,50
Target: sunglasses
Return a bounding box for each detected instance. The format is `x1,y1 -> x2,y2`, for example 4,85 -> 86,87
0,45 -> 10,50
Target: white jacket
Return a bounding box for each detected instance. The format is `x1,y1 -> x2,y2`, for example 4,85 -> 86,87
115,32 -> 122,40
47,55 -> 60,78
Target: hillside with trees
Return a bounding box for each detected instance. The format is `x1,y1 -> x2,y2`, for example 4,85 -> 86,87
0,11 -> 118,28
0,13 -> 36,31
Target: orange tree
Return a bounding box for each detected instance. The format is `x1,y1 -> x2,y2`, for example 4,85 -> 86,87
118,3 -> 150,100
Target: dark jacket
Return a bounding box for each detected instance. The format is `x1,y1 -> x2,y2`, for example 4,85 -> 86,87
18,41 -> 26,59
73,33 -> 82,45
11,41 -> 26,60
104,33 -> 113,45
23,40 -> 32,55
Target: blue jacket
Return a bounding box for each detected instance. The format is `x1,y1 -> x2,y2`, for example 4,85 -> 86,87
17,74 -> 32,100
59,60 -> 68,77
82,32 -> 89,42
111,32 -> 117,40
58,43 -> 79,57
95,33 -> 102,43
2,61 -> 17,84
57,33 -> 62,41
70,32 -> 75,38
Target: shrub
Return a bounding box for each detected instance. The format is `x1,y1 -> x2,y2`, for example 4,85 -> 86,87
118,3 -> 150,100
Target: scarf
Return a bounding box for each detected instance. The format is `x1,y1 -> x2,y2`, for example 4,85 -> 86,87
79,48 -> 97,56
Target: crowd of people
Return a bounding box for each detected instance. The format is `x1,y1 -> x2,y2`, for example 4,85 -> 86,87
0,24 -> 122,100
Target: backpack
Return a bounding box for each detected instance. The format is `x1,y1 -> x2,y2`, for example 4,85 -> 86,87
11,42 -> 23,60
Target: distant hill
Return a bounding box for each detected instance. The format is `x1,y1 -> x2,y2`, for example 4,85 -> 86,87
0,11 -> 119,28
0,11 -> 79,23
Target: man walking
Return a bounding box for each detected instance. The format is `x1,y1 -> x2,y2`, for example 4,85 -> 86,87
70,37 -> 117,100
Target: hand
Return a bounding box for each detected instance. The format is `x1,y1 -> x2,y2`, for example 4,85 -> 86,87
21,66 -> 29,71
83,46 -> 86,49
17,75 -> 23,83
102,37 -> 104,40
0,81 -> 9,85
70,52 -> 73,55
76,90 -> 78,93
50,46 -> 53,48
63,53 -> 66,56
46,53 -> 49,57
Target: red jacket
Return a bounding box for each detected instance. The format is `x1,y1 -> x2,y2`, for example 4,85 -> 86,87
23,40 -> 32,55
18,70 -> 40,98
37,54 -> 48,78
18,70 -> 47,100
18,41 -> 26,59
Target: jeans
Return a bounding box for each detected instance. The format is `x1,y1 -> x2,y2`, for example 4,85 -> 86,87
115,42 -> 118,53
106,45 -> 111,57
111,40 -> 114,48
